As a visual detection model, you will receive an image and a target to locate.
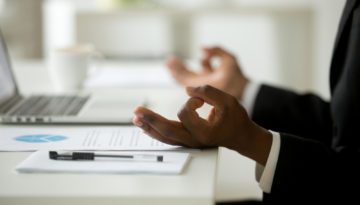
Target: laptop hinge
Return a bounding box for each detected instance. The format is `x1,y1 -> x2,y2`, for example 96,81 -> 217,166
0,94 -> 23,114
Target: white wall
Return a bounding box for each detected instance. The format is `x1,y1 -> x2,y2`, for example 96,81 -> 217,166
191,12 -> 281,84
0,0 -> 43,58
76,10 -> 174,59
189,9 -> 315,92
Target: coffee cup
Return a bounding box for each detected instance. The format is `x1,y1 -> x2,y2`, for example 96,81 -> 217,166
48,44 -> 101,92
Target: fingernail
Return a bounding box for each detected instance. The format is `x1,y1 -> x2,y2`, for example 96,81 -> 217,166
134,119 -> 143,127
135,113 -> 144,119
139,114 -> 152,123
134,119 -> 150,131
141,123 -> 149,131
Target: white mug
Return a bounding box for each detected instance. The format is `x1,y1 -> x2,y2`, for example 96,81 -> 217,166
48,44 -> 101,92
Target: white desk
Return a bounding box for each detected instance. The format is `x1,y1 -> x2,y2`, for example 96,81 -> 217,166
0,150 -> 217,205
0,60 -> 262,205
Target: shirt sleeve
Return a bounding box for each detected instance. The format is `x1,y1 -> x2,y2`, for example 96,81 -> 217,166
255,131 -> 281,193
240,82 -> 281,194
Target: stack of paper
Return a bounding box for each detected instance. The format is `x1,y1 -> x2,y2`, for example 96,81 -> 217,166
16,151 -> 190,175
0,126 -> 193,175
0,126 -> 181,151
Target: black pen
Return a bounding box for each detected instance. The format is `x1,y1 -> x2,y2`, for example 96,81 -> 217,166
49,151 -> 164,162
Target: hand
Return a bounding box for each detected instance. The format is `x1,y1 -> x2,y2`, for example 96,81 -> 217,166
133,85 -> 272,166
166,47 -> 249,100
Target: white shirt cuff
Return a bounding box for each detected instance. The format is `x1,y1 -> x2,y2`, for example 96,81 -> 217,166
255,131 -> 281,193
240,81 -> 261,116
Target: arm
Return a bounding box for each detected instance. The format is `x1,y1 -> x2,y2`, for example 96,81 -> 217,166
165,47 -> 332,144
132,85 -> 359,203
263,132 -> 359,203
252,85 -> 332,145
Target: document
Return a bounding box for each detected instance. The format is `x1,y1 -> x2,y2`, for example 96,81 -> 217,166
0,126 -> 181,151
16,150 -> 190,175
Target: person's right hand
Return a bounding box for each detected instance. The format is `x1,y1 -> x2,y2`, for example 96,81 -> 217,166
133,85 -> 273,166
166,47 -> 249,100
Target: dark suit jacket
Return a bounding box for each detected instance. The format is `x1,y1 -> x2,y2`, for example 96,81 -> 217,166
251,0 -> 360,203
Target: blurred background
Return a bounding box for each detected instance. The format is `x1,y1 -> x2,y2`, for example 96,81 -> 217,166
0,0 -> 346,202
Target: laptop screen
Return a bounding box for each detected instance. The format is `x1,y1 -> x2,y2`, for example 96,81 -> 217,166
0,30 -> 17,105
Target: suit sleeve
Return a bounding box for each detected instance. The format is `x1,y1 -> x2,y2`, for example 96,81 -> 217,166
262,133 -> 360,203
252,85 -> 332,144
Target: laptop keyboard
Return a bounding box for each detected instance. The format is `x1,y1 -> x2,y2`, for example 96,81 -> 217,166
8,96 -> 89,116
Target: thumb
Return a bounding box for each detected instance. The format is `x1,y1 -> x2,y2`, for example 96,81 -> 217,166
201,48 -> 214,72
201,57 -> 213,73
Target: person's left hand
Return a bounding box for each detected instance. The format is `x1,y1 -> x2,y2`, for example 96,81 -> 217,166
133,85 -> 272,165
166,47 -> 249,100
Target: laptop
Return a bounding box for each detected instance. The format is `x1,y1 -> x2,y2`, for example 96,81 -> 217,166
0,30 -> 144,124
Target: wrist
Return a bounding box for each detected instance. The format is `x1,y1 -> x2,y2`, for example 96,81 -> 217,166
234,78 -> 249,100
233,122 -> 273,166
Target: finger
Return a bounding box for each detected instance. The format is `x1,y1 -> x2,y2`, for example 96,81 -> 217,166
201,49 -> 214,72
186,85 -> 230,109
203,47 -> 231,59
166,57 -> 196,84
134,107 -> 198,146
185,97 -> 204,110
133,115 -> 149,130
201,58 -> 213,73
134,107 -> 174,135
178,97 -> 205,122
208,107 -> 217,123
202,47 -> 237,72
134,115 -> 183,146
143,127 -> 183,146
177,97 -> 209,136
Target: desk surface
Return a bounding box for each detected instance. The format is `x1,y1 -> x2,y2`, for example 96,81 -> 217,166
0,150 -> 217,205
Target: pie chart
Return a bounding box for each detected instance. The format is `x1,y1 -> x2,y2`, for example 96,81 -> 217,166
15,135 -> 67,143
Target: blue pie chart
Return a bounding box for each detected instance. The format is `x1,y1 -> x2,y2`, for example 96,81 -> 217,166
15,134 -> 67,143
